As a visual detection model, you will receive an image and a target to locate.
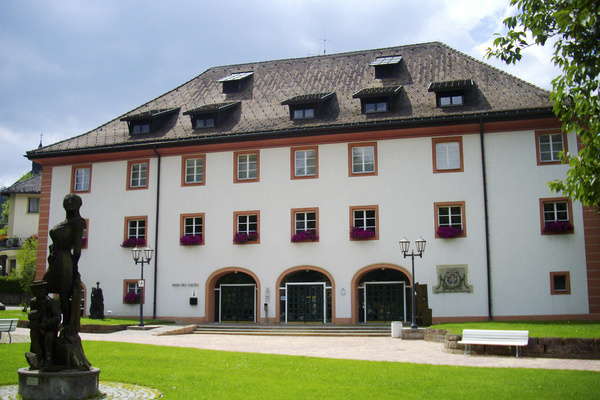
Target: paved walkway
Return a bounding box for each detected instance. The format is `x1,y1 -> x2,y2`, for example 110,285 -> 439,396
7,327 -> 600,371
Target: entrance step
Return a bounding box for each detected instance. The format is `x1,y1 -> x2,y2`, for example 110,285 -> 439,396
193,323 -> 392,337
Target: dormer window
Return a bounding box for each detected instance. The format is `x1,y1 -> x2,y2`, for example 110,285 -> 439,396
353,85 -> 402,114
217,71 -> 253,94
281,92 -> 334,121
428,79 -> 474,108
121,108 -> 180,135
370,55 -> 402,79
183,101 -> 240,129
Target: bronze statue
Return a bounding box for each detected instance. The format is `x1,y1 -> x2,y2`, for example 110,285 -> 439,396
26,194 -> 91,371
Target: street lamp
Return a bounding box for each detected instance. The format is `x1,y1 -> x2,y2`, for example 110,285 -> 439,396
399,237 -> 426,329
131,246 -> 153,327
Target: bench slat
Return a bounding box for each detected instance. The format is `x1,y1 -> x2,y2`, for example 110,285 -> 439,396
458,329 -> 529,358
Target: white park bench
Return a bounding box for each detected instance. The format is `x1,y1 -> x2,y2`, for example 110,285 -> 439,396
458,329 -> 529,358
0,318 -> 19,344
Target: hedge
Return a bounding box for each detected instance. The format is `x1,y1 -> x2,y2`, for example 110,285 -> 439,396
0,276 -> 25,294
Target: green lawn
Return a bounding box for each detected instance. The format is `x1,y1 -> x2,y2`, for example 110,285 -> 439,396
431,320 -> 600,338
0,342 -> 598,399
0,309 -> 172,326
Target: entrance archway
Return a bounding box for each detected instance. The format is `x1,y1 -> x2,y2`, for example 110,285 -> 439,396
351,264 -> 411,324
277,266 -> 334,324
206,268 -> 260,323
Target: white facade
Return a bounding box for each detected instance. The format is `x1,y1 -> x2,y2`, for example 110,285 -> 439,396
42,126 -> 588,323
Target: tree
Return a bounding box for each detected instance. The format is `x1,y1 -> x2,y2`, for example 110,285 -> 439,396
16,235 -> 38,308
486,0 -> 600,206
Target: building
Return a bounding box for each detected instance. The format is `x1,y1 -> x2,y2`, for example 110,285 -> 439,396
0,173 -> 41,276
26,42 -> 599,324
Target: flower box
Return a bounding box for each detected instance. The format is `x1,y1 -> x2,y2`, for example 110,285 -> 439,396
180,234 -> 203,245
121,238 -> 146,248
234,232 -> 259,244
543,221 -> 574,234
292,230 -> 319,242
350,227 -> 376,240
437,226 -> 463,238
123,292 -> 140,304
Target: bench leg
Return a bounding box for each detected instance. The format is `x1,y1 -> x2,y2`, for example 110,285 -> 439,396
8,332 -> 11,344
516,346 -> 520,358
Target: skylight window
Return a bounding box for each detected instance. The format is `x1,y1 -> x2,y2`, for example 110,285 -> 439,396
217,71 -> 254,93
370,55 -> 402,79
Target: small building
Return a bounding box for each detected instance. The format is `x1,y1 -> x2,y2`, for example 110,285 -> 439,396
0,173 -> 41,276
26,42 -> 599,324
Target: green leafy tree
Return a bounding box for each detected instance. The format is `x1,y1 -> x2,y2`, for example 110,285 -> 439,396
486,0 -> 600,206
16,235 -> 38,306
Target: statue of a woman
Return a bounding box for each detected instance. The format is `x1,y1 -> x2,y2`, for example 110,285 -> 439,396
43,194 -> 86,332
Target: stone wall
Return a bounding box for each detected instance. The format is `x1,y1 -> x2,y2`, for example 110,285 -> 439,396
433,329 -> 600,359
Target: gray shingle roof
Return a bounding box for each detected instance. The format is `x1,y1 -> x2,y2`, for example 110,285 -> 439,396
28,42 -> 552,158
1,174 -> 42,196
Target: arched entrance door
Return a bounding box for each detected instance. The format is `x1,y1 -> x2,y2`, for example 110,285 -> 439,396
357,268 -> 410,323
215,272 -> 257,322
279,269 -> 332,323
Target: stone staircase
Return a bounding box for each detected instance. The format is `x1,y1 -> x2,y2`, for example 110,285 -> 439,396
193,323 -> 392,337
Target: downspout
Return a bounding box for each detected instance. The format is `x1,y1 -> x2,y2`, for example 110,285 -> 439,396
479,118 -> 493,320
152,146 -> 161,319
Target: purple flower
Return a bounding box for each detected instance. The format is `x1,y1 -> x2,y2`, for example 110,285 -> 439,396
350,227 -> 376,240
437,226 -> 463,238
180,234 -> 203,245
543,221 -> 574,234
292,230 -> 319,242
121,238 -> 146,247
234,232 -> 259,244
123,292 -> 140,304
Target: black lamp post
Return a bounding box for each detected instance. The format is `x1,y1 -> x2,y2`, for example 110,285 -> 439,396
399,237 -> 426,329
131,246 -> 154,327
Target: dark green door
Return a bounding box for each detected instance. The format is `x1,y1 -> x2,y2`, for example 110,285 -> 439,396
220,285 -> 255,322
364,283 -> 404,322
286,284 -> 325,323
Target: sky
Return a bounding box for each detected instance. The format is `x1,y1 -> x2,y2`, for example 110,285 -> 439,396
0,0 -> 560,188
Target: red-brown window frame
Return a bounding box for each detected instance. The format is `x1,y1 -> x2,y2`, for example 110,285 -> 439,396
71,164 -> 92,194
535,129 -> 568,166
539,197 -> 574,235
290,146 -> 319,180
348,142 -> 378,177
432,137 -> 464,173
123,216 -> 148,243
123,279 -> 145,304
180,213 -> 205,246
291,207 -> 320,242
233,210 -> 261,244
550,271 -> 571,295
127,159 -> 150,190
349,205 -> 379,241
181,154 -> 206,187
434,201 -> 467,238
234,150 -> 260,183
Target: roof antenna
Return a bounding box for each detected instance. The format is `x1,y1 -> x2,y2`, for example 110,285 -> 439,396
323,23 -> 327,54
39,133 -> 43,148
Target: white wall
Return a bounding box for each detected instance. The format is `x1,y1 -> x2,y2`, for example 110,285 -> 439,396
44,127 -> 590,321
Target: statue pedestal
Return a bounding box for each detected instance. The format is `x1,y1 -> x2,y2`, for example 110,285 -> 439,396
18,367 -> 100,400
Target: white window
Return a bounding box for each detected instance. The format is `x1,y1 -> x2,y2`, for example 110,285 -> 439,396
183,216 -> 203,236
543,201 -> 569,224
237,153 -> 258,181
436,141 -> 460,170
352,146 -> 376,174
295,211 -> 317,233
185,157 -> 204,184
73,167 -> 90,192
438,205 -> 463,230
435,202 -> 466,238
128,219 -> 146,240
237,214 -> 258,235
130,162 -> 148,188
295,149 -> 317,177
353,209 -> 377,231
539,133 -> 564,162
